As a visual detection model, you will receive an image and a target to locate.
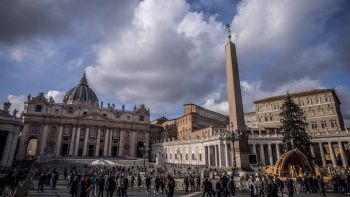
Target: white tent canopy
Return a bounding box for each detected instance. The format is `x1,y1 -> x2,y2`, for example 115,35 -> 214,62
90,159 -> 115,166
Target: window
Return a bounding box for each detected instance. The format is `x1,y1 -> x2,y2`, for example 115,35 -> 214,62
170,154 -> 172,159
139,115 -> 144,121
175,153 -> 178,159
63,126 -> 71,136
199,153 -> 202,161
321,121 -> 327,129
317,97 -> 322,104
328,107 -> 333,114
89,128 -> 97,138
127,116 -> 131,120
192,153 -> 195,160
54,109 -> 59,114
83,112 -> 87,115
330,120 -> 337,128
68,107 -> 74,114
311,123 -> 318,130
186,154 -> 188,160
264,117 -> 268,122
30,124 -> 40,135
35,105 -> 42,112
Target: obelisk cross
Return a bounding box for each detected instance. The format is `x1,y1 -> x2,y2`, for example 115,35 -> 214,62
226,24 -> 232,41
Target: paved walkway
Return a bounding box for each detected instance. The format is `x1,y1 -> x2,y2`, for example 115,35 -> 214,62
27,179 -> 347,197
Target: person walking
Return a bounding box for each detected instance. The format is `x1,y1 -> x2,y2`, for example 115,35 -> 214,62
97,176 -> 105,197
228,176 -> 236,197
76,175 -> 87,197
166,175 -> 175,197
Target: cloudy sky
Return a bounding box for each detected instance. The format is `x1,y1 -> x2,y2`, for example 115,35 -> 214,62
1,0 -> 350,125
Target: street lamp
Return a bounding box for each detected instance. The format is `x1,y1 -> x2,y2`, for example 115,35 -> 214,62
223,122 -> 249,169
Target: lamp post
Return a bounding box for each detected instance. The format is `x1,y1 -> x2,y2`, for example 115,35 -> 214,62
223,122 -> 249,170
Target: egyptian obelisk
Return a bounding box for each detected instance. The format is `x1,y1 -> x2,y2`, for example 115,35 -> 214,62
225,25 -> 250,169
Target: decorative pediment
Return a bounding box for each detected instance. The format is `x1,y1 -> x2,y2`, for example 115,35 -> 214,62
80,112 -> 111,121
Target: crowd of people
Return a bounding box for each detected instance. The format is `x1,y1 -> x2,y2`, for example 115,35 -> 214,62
0,160 -> 32,196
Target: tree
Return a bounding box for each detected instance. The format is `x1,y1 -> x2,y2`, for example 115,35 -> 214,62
279,92 -> 312,159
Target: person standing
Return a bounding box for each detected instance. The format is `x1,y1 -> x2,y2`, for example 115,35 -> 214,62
286,178 -> 294,197
77,175 -> 87,197
228,176 -> 235,197
202,178 -> 213,197
38,172 -> 45,192
97,176 -> 105,197
166,175 -> 175,197
317,176 -> 326,196
215,179 -> 223,197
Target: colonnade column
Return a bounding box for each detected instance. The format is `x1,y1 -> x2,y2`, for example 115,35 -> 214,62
74,127 -> 81,156
328,142 -> 337,167
218,143 -> 222,167
276,144 -> 280,159
319,142 -> 326,167
40,124 -> 49,155
338,141 -> 348,167
95,128 -> 101,156
268,144 -> 273,165
103,129 -> 109,156
1,132 -> 14,166
69,126 -> 76,156
208,146 -> 211,166
214,145 -> 218,167
310,145 -> 315,158
83,127 -> 90,156
224,141 -> 228,167
230,142 -> 235,167
119,131 -> 125,156
260,144 -> 266,166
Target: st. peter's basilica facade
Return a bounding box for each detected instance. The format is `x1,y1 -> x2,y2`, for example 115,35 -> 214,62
15,74 -> 151,161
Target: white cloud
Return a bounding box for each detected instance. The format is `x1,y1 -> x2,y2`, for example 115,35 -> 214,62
7,94 -> 26,116
204,78 -> 324,114
46,90 -> 65,103
86,0 -> 227,114
68,57 -> 84,71
10,48 -> 25,62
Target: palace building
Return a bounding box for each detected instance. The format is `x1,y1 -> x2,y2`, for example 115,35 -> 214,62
151,35 -> 350,169
15,74 -> 151,161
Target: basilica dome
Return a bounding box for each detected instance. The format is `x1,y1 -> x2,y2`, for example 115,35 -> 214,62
63,74 -> 99,106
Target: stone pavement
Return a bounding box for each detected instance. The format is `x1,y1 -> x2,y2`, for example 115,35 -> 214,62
27,178 -> 347,197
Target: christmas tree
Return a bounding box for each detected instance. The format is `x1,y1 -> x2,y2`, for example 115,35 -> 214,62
280,92 -> 312,159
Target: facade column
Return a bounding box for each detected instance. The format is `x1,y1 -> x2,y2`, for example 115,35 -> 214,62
55,125 -> 63,156
103,129 -> 109,156
224,141 -> 228,167
69,126 -> 76,156
260,144 -> 266,166
310,144 -> 315,158
328,142 -> 337,167
40,124 -> 49,155
1,132 -> 14,166
268,144 -> 273,165
83,127 -> 90,156
319,142 -> 326,167
276,144 -> 280,159
129,131 -> 136,157
218,143 -> 222,167
95,128 -> 101,156
214,145 -> 218,167
119,130 -> 125,156
338,141 -> 348,167
16,124 -> 29,160
108,129 -> 113,156
74,127 -> 81,156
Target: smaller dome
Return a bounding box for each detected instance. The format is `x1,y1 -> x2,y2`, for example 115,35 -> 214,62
63,73 -> 99,106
